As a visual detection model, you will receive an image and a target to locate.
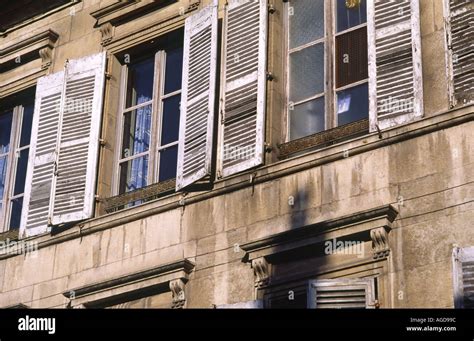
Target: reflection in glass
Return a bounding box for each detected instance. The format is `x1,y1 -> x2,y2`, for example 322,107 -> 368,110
161,95 -> 181,146
8,197 -> 23,230
337,0 -> 367,33
164,47 -> 183,94
119,155 -> 149,194
290,97 -> 325,140
121,105 -> 152,158
20,103 -> 34,147
13,149 -> 29,196
0,156 -> 7,202
289,0 -> 325,49
0,111 -> 13,154
159,145 -> 178,182
337,83 -> 368,126
289,43 -> 325,103
126,57 -> 154,108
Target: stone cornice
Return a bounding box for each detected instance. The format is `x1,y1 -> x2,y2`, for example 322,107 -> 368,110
63,259 -> 195,308
240,205 -> 398,263
0,29 -> 59,71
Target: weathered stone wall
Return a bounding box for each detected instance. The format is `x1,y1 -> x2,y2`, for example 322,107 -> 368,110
0,0 -> 472,308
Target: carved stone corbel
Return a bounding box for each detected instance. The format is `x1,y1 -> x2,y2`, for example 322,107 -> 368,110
370,227 -> 390,259
251,257 -> 270,288
38,47 -> 52,69
99,23 -> 114,46
169,278 -> 186,309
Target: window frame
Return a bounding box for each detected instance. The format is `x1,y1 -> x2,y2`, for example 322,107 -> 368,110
283,0 -> 369,143
113,48 -> 182,196
0,103 -> 32,233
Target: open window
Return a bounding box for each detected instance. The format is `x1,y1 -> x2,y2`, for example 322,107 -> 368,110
0,89 -> 35,234
114,31 -> 184,201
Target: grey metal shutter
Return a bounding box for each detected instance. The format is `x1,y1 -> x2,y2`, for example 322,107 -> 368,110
219,0 -> 267,177
453,246 -> 474,308
444,0 -> 473,107
307,279 -> 376,309
367,0 -> 423,131
51,52 -> 106,225
20,72 -> 64,237
176,0 -> 218,191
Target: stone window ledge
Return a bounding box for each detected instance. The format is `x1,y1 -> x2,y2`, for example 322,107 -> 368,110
63,259 -> 195,309
278,119 -> 369,159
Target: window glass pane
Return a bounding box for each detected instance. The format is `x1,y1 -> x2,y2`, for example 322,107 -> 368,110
337,83 -> 368,126
0,111 -> 13,154
126,57 -> 154,108
289,0 -> 325,49
290,97 -> 325,140
0,156 -> 7,201
20,103 -> 34,147
161,94 -> 181,146
158,145 -> 178,182
289,43 -> 325,103
336,26 -> 368,88
8,197 -> 23,230
164,47 -> 183,94
119,155 -> 149,194
337,0 -> 367,33
13,149 -> 29,196
121,105 -> 152,158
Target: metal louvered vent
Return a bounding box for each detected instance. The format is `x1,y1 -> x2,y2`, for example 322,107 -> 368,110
447,0 -> 473,105
176,1 -> 217,191
462,260 -> 474,308
221,0 -> 267,177
307,279 -> 375,309
316,287 -> 367,309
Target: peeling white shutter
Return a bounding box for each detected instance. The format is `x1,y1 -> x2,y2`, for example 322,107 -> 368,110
20,72 -> 64,237
51,52 -> 106,225
444,0 -> 473,107
367,0 -> 423,131
453,246 -> 474,308
307,279 -> 376,309
176,1 -> 218,191
219,0 -> 267,177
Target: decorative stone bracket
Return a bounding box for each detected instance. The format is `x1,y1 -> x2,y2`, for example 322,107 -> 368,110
63,259 -> 194,309
251,257 -> 270,288
370,227 -> 390,259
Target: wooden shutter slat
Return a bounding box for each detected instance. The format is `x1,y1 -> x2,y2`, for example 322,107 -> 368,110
20,72 -> 64,237
220,0 -> 267,178
445,0 -> 473,106
368,0 -> 423,131
176,0 -> 218,191
51,52 -> 106,225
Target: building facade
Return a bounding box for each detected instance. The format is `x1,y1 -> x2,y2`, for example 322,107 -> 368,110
0,0 -> 473,309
